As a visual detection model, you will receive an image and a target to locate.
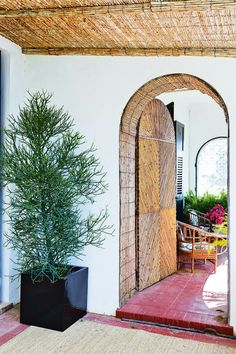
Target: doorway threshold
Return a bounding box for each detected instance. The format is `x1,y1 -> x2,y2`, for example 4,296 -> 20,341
116,257 -> 233,336
122,318 -> 236,339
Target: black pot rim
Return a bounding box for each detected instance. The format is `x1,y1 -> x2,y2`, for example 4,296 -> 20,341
21,265 -> 88,281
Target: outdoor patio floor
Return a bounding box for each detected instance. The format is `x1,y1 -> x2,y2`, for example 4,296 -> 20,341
116,254 -> 233,336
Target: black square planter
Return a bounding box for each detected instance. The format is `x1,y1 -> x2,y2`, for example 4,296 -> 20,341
20,266 -> 88,331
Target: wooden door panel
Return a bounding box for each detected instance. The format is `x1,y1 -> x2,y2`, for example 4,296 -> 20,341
138,100 -> 157,138
138,138 -> 160,214
159,209 -> 177,279
138,213 -> 160,290
159,141 -> 176,209
157,102 -> 175,142
139,99 -> 175,142
137,98 -> 176,291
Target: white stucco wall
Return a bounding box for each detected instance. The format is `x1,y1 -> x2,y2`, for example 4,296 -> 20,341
0,37 -> 25,304
22,55 -> 236,327
0,47 -> 233,328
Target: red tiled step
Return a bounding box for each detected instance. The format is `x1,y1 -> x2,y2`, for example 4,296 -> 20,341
117,258 -> 233,336
116,307 -> 233,336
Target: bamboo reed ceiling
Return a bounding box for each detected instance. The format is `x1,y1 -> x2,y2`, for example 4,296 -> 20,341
0,1 -> 236,56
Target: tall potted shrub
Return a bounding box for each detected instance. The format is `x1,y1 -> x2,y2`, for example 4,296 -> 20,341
0,92 -> 112,331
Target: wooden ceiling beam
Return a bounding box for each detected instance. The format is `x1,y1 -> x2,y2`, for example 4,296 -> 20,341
0,1 -> 236,18
0,4 -> 149,18
22,47 -> 236,57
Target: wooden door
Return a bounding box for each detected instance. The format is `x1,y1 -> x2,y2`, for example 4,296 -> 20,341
137,99 -> 176,291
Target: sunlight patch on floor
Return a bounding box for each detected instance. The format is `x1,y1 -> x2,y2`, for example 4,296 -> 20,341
203,260 -> 228,310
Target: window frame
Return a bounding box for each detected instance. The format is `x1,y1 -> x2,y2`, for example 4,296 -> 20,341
195,136 -> 228,196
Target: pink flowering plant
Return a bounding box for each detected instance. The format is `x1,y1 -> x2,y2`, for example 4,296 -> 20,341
205,204 -> 225,225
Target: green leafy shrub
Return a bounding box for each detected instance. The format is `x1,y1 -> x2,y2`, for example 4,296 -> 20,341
0,91 -> 113,282
184,190 -> 227,215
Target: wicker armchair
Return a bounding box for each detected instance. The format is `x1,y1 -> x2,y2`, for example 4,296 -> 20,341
177,221 -> 225,273
187,209 -> 213,231
187,209 -> 228,255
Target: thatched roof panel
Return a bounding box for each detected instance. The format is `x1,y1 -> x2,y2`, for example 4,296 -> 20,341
0,0 -> 148,11
0,1 -> 235,56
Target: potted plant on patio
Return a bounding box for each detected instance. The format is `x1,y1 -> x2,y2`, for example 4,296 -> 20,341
0,91 -> 112,331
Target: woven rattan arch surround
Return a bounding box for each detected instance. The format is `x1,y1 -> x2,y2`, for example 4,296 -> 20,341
119,73 -> 228,305
121,73 -> 228,136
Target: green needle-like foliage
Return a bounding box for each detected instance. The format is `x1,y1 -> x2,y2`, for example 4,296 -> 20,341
0,91 -> 113,282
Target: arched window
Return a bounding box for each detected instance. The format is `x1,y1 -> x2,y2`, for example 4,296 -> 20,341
196,137 -> 227,196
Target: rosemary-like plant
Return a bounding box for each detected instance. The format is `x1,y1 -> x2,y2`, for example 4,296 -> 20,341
1,91 -> 112,282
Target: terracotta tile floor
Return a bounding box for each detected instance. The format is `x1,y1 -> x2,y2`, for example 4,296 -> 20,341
116,255 -> 233,336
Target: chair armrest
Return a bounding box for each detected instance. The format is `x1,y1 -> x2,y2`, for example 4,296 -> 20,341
187,209 -> 213,230
177,220 -> 222,243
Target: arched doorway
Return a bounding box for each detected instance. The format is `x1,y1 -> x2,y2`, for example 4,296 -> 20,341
119,73 -> 229,305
